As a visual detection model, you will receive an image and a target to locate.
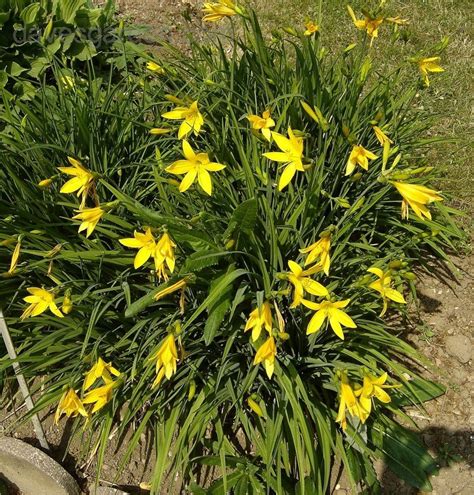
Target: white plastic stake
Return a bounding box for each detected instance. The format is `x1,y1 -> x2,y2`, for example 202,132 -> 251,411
0,309 -> 49,451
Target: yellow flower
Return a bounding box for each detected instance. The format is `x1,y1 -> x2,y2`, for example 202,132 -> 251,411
72,206 -> 105,237
82,381 -> 118,413
8,239 -> 21,274
83,357 -> 121,391
247,110 -> 275,141
202,0 -> 237,22
154,278 -> 187,303
58,157 -> 95,206
302,298 -> 356,340
165,140 -> 225,196
287,260 -> 329,308
162,100 -> 204,139
54,388 -> 88,424
245,301 -> 272,341
149,334 -> 179,387
263,127 -> 305,191
372,125 -> 393,147
299,233 -> 331,276
345,145 -> 378,176
304,21 -> 319,36
417,57 -> 444,87
253,336 -> 276,379
336,371 -> 368,430
355,372 -> 399,419
38,178 -> 54,188
154,232 -> 176,280
367,267 -> 406,316
392,181 -> 442,220
119,228 -> 156,269
347,5 -> 383,45
146,61 -> 165,74
21,287 -> 64,319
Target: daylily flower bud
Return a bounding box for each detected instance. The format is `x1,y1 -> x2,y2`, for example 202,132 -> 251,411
188,380 -> 196,401
38,178 -> 54,188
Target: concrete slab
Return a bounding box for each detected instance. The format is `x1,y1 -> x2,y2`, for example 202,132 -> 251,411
0,437 -> 80,495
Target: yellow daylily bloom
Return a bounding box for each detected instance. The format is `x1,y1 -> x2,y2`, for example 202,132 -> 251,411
355,372 -> 400,418
287,260 -> 329,308
336,371 -> 368,430
72,206 -> 105,237
304,21 -> 319,36
21,287 -> 64,320
149,334 -> 179,387
347,5 -> 383,46
154,278 -> 187,303
162,100 -> 204,139
417,57 -> 444,87
263,127 -> 305,191
372,125 -> 393,147
154,232 -> 176,280
58,157 -> 95,206
83,357 -> 121,391
345,145 -> 378,176
299,233 -> 331,276
8,239 -> 21,274
253,336 -> 277,379
367,267 -> 406,316
54,388 -> 88,424
165,140 -> 225,196
392,181 -> 442,220
202,0 -> 237,22
244,301 -> 272,341
302,298 -> 356,340
247,110 -> 275,141
146,61 -> 165,74
82,381 -> 118,413
119,228 -> 156,269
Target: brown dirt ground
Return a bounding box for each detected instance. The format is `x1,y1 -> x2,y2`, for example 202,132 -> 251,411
1,1 -> 473,494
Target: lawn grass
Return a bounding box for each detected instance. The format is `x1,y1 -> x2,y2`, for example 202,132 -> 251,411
251,0 -> 473,214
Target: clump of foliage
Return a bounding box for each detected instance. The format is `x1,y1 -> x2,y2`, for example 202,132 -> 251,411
0,1 -> 463,494
0,0 -> 124,97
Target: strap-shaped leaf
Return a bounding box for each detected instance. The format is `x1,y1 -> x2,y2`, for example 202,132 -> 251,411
370,417 -> 438,491
224,198 -> 258,238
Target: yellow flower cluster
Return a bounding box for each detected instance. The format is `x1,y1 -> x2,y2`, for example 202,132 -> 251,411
55,357 -> 121,423
336,370 -> 400,430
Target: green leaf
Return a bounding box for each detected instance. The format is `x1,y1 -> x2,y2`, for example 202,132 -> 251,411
394,377 -> 445,406
203,271 -> 233,345
371,418 -> 438,491
181,250 -> 228,273
58,0 -> 87,24
224,198 -> 258,237
20,3 -> 41,26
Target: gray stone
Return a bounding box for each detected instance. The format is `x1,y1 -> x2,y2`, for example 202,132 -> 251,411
444,335 -> 472,364
0,437 -> 80,495
95,487 -> 131,495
